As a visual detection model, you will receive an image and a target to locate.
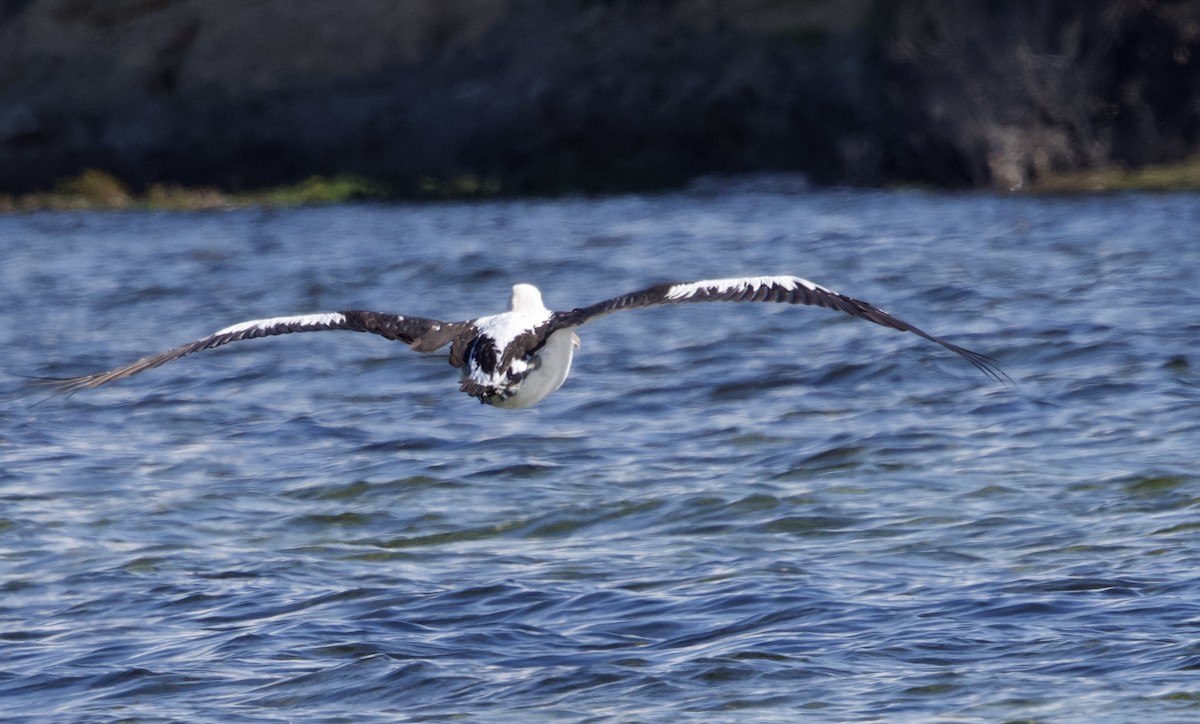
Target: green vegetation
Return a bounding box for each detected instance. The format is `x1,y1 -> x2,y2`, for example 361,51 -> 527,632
54,168 -> 136,208
0,170 -> 394,213
414,173 -> 504,199
0,169 -> 515,212
5,156 -> 1200,213
250,174 -> 386,206
1033,157 -> 1200,193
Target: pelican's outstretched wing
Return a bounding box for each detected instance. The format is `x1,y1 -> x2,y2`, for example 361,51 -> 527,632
43,310 -> 467,395
549,275 -> 1009,384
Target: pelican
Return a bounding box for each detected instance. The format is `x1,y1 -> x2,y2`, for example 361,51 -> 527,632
43,275 -> 1006,407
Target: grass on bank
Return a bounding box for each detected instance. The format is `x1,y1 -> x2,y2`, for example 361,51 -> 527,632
0,169 -> 507,213
1031,156 -> 1200,193
4,158 -> 1200,212
0,170 -> 386,212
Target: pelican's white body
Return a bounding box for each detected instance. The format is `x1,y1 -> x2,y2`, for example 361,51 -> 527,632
465,284 -> 580,408
490,327 -> 579,408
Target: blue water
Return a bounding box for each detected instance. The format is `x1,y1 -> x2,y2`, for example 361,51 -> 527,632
1,182 -> 1198,721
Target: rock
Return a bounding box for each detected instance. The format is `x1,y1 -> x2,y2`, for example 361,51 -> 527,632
0,0 -> 1197,195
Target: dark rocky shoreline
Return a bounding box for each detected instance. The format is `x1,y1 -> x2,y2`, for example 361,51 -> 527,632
2,0 -> 1197,197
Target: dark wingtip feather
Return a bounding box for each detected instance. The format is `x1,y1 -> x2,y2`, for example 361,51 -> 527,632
8,370 -> 99,408
20,372 -> 106,397
940,342 -> 1012,387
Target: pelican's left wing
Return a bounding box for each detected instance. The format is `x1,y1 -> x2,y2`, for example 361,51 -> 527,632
548,275 -> 1008,383
42,310 -> 468,395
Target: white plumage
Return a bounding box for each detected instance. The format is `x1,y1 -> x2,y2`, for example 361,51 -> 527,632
460,284 -> 581,408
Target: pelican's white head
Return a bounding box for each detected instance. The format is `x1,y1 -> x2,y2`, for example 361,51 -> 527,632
509,283 -> 546,313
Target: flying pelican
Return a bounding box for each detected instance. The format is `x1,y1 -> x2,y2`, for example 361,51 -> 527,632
44,275 -> 1006,407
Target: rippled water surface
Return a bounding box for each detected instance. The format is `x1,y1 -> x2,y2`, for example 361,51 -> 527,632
2,184 -> 1198,721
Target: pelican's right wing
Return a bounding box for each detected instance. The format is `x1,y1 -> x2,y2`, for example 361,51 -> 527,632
42,310 -> 467,395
